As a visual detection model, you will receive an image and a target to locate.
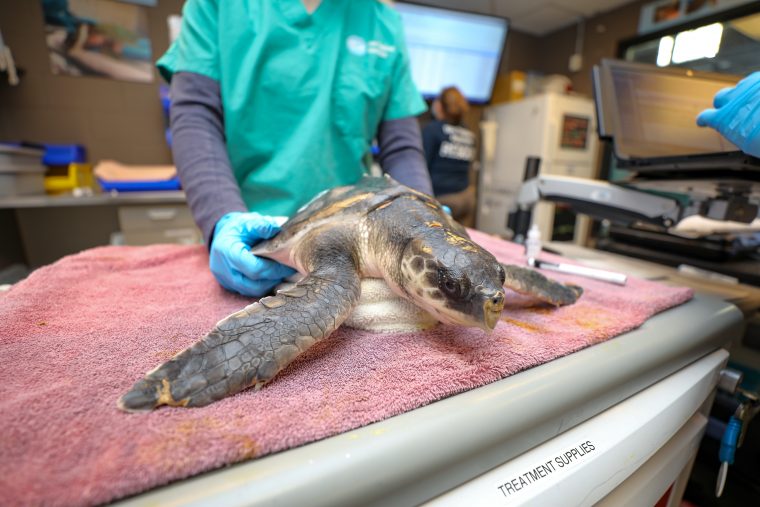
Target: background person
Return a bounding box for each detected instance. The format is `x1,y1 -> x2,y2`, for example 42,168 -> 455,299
422,86 -> 477,227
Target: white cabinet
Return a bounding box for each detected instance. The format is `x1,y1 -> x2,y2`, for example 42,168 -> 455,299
477,93 -> 599,244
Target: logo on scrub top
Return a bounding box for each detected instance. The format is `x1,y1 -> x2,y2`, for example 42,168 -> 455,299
346,35 -> 397,58
346,35 -> 367,55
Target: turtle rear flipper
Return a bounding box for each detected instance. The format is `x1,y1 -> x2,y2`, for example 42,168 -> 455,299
118,245 -> 361,412
501,263 -> 583,306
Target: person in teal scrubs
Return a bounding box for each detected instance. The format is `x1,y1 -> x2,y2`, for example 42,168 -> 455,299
161,0 -> 432,296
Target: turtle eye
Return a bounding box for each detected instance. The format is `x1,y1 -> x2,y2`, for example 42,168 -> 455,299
444,279 -> 459,295
438,269 -> 462,298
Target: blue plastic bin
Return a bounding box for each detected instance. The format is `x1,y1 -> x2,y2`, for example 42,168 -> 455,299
98,177 -> 182,192
43,144 -> 87,165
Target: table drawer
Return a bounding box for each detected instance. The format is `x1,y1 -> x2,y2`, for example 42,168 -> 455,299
122,227 -> 201,246
118,205 -> 195,231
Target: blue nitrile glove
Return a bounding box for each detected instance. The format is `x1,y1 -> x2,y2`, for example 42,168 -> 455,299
697,71 -> 760,158
442,205 -> 452,215
209,212 -> 296,297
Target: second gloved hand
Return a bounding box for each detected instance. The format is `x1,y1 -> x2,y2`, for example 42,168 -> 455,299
210,211 -> 296,297
696,71 -> 760,158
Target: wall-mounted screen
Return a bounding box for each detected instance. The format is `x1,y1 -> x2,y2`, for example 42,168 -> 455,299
395,3 -> 508,104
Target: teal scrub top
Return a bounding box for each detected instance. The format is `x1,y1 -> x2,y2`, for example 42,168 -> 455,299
158,0 -> 427,217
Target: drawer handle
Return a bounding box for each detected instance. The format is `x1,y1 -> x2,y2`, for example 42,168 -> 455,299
147,209 -> 178,221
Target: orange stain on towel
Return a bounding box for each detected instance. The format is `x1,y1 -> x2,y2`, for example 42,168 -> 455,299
570,308 -> 614,330
225,434 -> 258,460
137,416 -> 258,472
501,316 -> 544,333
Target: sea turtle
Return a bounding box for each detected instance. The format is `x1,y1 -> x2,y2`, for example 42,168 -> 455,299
118,176 -> 582,411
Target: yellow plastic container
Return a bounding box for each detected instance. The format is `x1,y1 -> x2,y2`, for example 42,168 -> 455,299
44,163 -> 94,194
491,70 -> 526,104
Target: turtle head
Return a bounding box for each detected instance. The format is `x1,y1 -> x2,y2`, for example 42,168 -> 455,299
399,231 -> 506,331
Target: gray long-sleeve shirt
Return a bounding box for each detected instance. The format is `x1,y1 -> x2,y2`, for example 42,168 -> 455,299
169,71 -> 432,245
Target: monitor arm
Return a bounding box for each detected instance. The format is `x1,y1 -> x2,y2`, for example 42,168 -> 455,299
514,175 -> 759,240
516,175 -> 683,229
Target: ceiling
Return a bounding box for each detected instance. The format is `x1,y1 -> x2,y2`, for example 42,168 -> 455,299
407,0 -> 639,36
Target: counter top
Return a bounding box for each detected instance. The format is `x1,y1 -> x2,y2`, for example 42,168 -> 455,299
546,241 -> 760,316
0,191 -> 187,209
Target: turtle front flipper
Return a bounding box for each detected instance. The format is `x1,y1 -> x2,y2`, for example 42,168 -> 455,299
118,247 -> 361,412
500,263 -> 583,306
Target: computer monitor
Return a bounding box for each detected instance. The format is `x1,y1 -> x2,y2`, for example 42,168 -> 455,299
394,2 -> 508,104
593,59 -> 741,160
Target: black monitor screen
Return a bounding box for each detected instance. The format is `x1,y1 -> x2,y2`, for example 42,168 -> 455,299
596,60 -> 741,159
395,3 -> 508,104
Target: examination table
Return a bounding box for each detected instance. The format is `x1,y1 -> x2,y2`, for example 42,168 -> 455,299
0,232 -> 743,506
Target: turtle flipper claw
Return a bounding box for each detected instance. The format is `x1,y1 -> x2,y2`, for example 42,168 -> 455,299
117,378 -> 162,412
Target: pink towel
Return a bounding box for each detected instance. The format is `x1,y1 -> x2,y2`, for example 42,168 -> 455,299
0,231 -> 692,506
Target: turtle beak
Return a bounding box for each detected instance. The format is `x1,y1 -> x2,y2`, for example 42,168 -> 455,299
482,290 -> 505,331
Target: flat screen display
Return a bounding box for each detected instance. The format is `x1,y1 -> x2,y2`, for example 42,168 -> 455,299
597,60 -> 741,159
394,3 -> 508,104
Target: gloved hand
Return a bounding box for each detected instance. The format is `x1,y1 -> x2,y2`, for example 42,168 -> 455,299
696,71 -> 760,158
210,211 -> 296,297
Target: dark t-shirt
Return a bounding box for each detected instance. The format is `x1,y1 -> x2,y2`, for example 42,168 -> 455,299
422,119 -> 475,196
